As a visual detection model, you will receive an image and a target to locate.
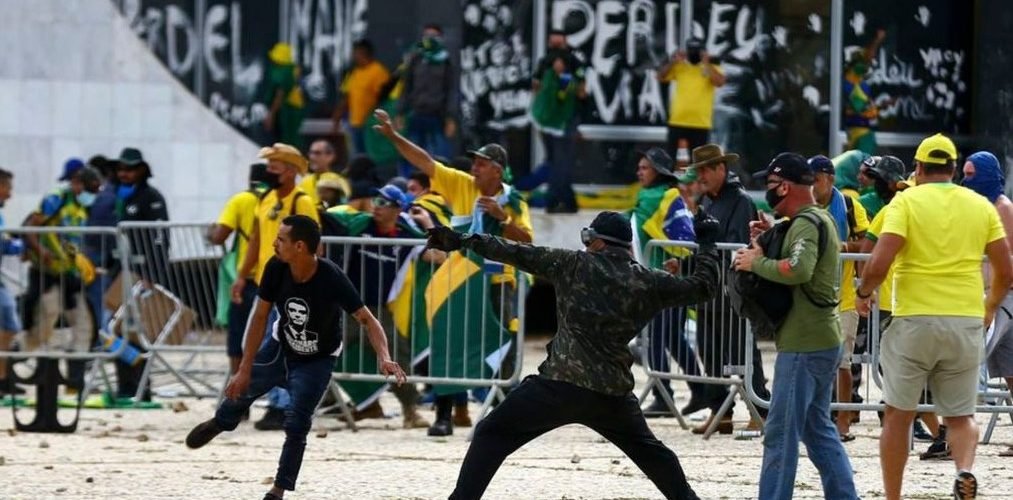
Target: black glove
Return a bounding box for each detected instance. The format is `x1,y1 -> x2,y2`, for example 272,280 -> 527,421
693,207 -> 720,252
426,226 -> 464,252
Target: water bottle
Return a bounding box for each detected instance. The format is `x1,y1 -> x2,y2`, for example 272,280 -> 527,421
99,331 -> 142,366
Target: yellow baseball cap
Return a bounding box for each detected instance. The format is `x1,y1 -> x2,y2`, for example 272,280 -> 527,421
914,133 -> 958,165
258,143 -> 309,175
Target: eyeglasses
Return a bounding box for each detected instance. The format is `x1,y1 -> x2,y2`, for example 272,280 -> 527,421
373,197 -> 397,208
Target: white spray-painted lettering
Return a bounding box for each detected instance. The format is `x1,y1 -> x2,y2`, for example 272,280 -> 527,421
289,0 -> 368,102
461,0 -> 532,128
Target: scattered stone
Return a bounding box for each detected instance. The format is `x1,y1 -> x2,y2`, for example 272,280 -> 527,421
570,454 -> 581,464
111,425 -> 123,433
171,401 -> 188,413
136,434 -> 149,442
261,477 -> 274,485
44,465 -> 54,470
55,488 -> 66,493
39,441 -> 49,449
6,429 -> 15,437
86,477 -> 94,483
611,459 -> 620,465
95,431 -> 111,438
0,456 -> 5,466
316,429 -> 328,439
114,413 -> 123,419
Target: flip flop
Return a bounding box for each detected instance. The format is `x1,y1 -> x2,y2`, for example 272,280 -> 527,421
840,433 -> 856,443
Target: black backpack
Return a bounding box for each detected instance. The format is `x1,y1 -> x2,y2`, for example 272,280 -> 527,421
726,212 -> 838,340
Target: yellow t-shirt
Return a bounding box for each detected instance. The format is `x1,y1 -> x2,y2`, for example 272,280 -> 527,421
430,162 -> 533,284
340,60 -> 390,127
217,190 -> 260,278
881,183 -> 1005,317
254,188 -> 320,282
838,191 -> 869,312
298,174 -> 320,206
430,162 -> 534,238
662,61 -> 722,129
865,209 -> 896,311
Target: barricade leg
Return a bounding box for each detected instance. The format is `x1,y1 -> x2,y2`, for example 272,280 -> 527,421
11,357 -> 82,433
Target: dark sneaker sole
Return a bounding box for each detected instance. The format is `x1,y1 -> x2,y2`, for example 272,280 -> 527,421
953,471 -> 977,499
185,420 -> 223,449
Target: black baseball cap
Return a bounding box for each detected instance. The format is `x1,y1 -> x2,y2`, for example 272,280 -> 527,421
637,147 -> 676,178
466,144 -> 508,169
807,155 -> 834,176
588,211 -> 633,246
753,152 -> 815,185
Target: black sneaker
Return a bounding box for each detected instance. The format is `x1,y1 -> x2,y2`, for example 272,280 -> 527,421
913,419 -> 934,442
953,471 -> 977,499
427,419 -> 453,437
919,439 -> 952,461
185,419 -> 224,449
254,408 -> 286,431
264,493 -> 283,500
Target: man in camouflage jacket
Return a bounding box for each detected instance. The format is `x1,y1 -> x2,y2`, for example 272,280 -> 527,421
427,209 -> 722,500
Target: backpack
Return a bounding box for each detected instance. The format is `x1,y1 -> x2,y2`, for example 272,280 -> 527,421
726,212 -> 839,340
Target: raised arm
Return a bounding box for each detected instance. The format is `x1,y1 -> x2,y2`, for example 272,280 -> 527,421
372,109 -> 436,177
652,248 -> 720,309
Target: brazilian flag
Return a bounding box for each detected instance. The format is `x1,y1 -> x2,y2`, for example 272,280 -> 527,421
426,250 -> 513,396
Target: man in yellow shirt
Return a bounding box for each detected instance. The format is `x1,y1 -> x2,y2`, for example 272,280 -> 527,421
333,39 -> 390,154
656,38 -> 726,156
209,162 -> 268,377
374,108 -> 533,436
298,139 -> 347,206
857,133 -> 1012,500
231,143 -> 320,431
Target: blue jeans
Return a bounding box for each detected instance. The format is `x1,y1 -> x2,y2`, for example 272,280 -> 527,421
541,130 -> 577,210
402,113 -> 449,177
215,337 -> 335,491
349,126 -> 367,154
759,346 -> 857,500
264,308 -> 290,410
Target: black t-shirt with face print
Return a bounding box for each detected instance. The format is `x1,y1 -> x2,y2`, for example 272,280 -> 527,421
258,256 -> 365,359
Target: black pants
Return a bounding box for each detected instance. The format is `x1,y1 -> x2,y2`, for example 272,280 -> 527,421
696,304 -> 770,416
449,376 -> 699,500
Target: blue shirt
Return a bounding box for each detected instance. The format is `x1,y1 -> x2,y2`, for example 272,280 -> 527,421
826,187 -> 850,242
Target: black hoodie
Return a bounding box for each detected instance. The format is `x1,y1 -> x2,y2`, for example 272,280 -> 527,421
700,171 -> 757,245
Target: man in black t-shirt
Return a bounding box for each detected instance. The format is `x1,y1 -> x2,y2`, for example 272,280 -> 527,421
185,215 -> 406,500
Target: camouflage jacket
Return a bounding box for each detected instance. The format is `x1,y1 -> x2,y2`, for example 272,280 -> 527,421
462,235 -> 720,396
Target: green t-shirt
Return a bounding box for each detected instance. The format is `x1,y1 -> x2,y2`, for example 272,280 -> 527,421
858,191 -> 885,219
751,206 -> 842,352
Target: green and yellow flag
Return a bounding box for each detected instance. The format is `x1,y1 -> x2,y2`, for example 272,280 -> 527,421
426,250 -> 513,396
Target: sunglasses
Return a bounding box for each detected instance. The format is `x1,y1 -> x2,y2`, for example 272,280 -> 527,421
373,197 -> 398,208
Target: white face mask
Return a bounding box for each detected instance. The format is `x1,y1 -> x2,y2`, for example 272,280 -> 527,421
77,191 -> 97,207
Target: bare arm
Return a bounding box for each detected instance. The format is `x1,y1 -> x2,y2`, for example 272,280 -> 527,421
352,306 -> 407,384
984,238 -> 1013,327
843,231 -> 866,253
655,51 -> 683,82
857,232 -> 905,297
501,223 -> 533,243
372,109 -> 436,176
23,213 -> 47,257
207,224 -> 233,246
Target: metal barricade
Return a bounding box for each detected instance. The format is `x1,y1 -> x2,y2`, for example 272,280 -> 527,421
322,236 -> 526,426
115,221 -> 228,400
638,239 -> 764,438
727,252 -> 1013,438
0,226 -> 135,431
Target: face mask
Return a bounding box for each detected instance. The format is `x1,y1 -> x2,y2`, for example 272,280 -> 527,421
687,48 -> 702,65
78,191 -> 97,207
116,184 -> 136,200
764,182 -> 786,213
264,172 -> 282,190
962,175 -> 1004,203
851,63 -> 868,77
